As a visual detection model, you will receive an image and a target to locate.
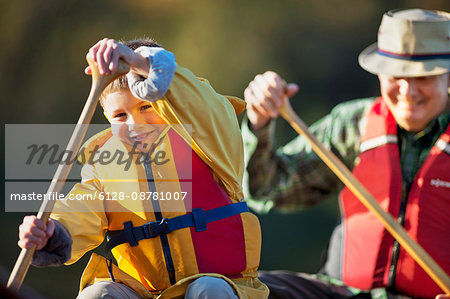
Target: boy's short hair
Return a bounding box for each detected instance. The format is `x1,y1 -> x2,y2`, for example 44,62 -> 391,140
99,38 -> 161,108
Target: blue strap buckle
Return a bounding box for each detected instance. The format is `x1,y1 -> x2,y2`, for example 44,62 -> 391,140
143,218 -> 171,238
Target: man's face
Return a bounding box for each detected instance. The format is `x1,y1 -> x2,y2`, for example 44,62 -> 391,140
378,73 -> 449,132
103,90 -> 167,152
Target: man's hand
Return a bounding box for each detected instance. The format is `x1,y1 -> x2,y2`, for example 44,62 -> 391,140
84,38 -> 149,76
18,216 -> 55,250
244,71 -> 299,130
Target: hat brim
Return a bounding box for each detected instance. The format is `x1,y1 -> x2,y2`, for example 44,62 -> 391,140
358,43 -> 450,77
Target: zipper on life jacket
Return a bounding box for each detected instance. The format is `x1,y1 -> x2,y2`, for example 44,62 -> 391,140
144,162 -> 176,285
387,181 -> 411,290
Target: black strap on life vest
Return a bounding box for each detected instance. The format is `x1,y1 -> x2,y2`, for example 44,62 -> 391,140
105,201 -> 249,281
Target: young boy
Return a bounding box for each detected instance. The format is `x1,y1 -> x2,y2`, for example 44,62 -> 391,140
18,38 -> 269,299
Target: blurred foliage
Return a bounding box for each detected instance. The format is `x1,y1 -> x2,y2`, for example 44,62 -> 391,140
1,0 -> 448,298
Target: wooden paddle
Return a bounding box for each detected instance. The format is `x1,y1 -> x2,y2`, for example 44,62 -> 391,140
278,97 -> 450,294
7,58 -> 129,291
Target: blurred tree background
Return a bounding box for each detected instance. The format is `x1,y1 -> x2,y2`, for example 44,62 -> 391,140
1,0 -> 448,298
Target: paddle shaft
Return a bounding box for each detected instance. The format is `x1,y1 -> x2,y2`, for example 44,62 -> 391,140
278,99 -> 450,294
7,59 -> 129,291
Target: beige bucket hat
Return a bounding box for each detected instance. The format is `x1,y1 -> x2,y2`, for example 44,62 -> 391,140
359,9 -> 450,77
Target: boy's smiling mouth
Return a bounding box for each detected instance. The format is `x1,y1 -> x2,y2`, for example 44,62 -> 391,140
129,131 -> 154,142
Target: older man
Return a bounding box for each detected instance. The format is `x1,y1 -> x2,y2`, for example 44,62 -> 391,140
243,9 -> 449,299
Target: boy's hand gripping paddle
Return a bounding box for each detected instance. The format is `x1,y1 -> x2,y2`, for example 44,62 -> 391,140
277,97 -> 450,294
7,58 -> 130,291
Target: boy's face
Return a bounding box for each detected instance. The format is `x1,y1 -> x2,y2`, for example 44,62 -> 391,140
103,90 -> 167,152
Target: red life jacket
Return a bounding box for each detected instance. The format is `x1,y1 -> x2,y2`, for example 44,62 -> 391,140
339,98 -> 450,298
